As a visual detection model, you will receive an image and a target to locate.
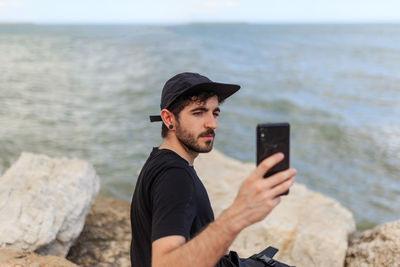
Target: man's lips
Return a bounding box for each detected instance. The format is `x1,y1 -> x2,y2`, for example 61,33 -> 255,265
200,135 -> 214,140
199,129 -> 215,140
199,132 -> 215,140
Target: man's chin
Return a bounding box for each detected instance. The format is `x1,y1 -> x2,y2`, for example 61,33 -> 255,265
198,143 -> 213,153
198,147 -> 213,153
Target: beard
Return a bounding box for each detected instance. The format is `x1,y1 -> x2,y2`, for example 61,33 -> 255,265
175,123 -> 215,153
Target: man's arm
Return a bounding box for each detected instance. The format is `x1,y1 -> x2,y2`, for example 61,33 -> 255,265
152,153 -> 297,267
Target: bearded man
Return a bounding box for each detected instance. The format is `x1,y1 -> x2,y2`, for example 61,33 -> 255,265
130,72 -> 296,267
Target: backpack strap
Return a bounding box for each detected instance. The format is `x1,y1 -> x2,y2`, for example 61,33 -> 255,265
250,246 -> 280,267
239,247 -> 296,267
261,247 -> 279,258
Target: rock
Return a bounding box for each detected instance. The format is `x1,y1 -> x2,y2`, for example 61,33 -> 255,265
0,247 -> 78,266
195,149 -> 356,267
0,152 -> 100,257
67,196 -> 131,267
345,220 -> 400,267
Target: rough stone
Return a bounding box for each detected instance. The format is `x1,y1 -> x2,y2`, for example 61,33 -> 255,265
346,220 -> 400,267
67,196 -> 131,267
0,247 -> 78,266
196,149 -> 356,267
0,152 -> 100,257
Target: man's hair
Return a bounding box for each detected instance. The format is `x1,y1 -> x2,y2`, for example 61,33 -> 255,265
161,91 -> 224,138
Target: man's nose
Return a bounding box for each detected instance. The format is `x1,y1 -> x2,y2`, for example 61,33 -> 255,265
205,113 -> 217,129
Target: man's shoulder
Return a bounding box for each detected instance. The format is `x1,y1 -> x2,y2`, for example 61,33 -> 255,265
138,148 -> 193,182
146,148 -> 190,170
138,149 -> 195,194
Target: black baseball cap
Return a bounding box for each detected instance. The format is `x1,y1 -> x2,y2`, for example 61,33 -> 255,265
150,72 -> 240,122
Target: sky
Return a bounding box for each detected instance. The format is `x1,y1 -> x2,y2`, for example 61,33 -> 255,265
1,0 -> 400,24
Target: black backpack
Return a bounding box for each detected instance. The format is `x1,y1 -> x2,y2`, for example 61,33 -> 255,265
216,246 -> 295,267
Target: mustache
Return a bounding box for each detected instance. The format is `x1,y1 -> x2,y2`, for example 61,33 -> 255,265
198,129 -> 215,138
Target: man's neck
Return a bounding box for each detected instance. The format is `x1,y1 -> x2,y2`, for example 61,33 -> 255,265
159,136 -> 198,166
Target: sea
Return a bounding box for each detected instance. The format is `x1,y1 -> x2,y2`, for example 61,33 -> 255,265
0,23 -> 399,231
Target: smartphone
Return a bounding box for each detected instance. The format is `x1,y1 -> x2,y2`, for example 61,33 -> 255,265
256,123 -> 290,195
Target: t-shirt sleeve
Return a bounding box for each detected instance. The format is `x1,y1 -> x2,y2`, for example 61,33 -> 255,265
150,167 -> 196,242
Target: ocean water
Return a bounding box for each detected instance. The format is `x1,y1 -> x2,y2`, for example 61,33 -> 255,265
0,23 -> 399,231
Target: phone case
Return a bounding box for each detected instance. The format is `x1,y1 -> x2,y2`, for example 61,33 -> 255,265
257,123 -> 290,195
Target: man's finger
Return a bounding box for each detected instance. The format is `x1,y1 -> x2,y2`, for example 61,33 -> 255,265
263,168 -> 297,189
253,153 -> 284,179
269,177 -> 295,197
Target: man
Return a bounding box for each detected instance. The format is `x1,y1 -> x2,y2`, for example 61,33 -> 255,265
130,72 -> 296,267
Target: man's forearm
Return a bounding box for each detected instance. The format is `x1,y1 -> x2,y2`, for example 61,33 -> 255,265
152,208 -> 240,267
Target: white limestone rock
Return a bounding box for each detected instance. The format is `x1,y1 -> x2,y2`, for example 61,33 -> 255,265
0,152 -> 100,257
195,149 -> 356,267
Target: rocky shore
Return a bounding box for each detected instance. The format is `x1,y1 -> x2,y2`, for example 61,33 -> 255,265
0,151 -> 398,266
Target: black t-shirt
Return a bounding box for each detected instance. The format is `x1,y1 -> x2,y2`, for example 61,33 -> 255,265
130,148 -> 215,267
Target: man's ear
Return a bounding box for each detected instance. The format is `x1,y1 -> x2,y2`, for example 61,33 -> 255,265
160,109 -> 175,129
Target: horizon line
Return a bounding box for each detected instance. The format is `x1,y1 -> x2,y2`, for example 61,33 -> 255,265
1,20 -> 400,26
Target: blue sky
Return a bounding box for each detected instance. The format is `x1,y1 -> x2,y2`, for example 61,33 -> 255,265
1,0 -> 400,24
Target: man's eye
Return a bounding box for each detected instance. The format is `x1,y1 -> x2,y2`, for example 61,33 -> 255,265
213,113 -> 220,117
193,112 -> 202,116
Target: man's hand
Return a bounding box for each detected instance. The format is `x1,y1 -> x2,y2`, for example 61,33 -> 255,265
220,152 -> 296,235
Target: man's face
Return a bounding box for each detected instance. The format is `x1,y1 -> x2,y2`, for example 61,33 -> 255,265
175,95 -> 220,153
